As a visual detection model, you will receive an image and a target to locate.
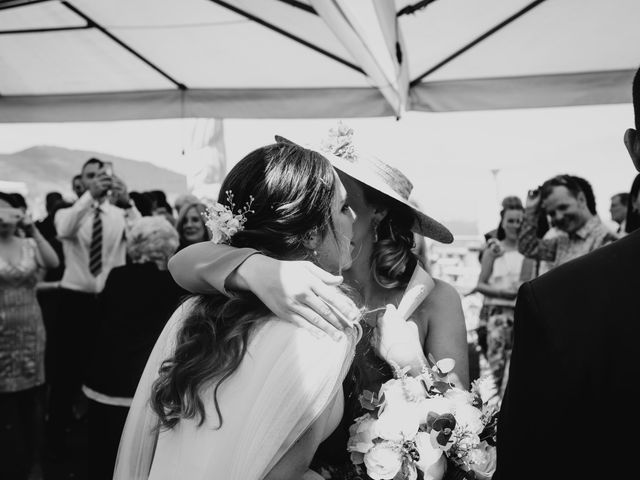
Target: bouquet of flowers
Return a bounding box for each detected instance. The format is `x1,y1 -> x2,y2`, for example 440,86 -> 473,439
347,357 -> 498,480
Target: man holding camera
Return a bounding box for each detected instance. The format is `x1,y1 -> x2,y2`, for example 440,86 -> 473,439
517,174 -> 617,271
48,157 -> 139,453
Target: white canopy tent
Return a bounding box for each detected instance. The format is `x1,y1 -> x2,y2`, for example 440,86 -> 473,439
0,0 -> 638,122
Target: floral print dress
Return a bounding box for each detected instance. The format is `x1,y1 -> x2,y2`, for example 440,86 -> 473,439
0,239 -> 46,392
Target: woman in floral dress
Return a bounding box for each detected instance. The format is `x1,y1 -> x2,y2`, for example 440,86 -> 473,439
475,204 -> 525,402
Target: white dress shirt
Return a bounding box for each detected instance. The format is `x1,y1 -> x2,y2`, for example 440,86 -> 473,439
55,191 -> 140,293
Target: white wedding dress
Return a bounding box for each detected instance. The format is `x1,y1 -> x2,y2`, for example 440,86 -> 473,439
113,299 -> 359,480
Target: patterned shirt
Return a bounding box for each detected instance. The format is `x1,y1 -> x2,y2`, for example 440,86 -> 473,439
518,209 -> 618,271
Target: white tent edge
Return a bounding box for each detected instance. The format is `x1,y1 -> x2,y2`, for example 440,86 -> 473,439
0,70 -> 633,123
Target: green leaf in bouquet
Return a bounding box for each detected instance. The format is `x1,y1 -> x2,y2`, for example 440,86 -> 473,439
432,381 -> 453,395
359,389 -> 381,411
435,358 -> 456,375
394,458 -> 417,480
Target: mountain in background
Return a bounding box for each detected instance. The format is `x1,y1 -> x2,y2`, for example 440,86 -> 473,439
0,145 -> 187,214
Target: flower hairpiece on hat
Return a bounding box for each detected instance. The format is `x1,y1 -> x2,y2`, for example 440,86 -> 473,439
204,190 -> 254,244
321,121 -> 357,161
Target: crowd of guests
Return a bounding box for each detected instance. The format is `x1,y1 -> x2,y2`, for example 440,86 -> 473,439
0,158 -> 212,480
1,153 -> 639,479
473,172 -> 640,406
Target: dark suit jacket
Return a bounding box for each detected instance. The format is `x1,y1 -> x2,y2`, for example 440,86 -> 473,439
86,263 -> 187,398
494,230 -> 640,479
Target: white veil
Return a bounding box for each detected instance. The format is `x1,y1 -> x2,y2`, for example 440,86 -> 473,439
113,299 -> 359,480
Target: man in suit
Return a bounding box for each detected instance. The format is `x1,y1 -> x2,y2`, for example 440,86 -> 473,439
494,70 -> 640,479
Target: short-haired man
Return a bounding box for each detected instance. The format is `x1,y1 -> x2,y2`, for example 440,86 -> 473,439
49,158 -> 139,449
610,192 -> 629,233
518,174 -> 617,270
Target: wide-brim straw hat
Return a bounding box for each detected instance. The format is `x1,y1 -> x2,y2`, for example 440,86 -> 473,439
275,135 -> 454,244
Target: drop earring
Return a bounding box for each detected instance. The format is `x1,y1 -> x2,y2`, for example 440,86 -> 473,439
372,220 -> 379,243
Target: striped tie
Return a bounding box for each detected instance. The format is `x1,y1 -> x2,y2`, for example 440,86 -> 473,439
89,206 -> 102,277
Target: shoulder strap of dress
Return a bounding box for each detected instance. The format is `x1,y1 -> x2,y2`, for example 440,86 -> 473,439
396,265 -> 436,321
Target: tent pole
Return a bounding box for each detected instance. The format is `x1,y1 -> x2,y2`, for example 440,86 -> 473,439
208,0 -> 365,75
409,0 -> 548,87
275,0 -> 317,15
0,0 -> 52,12
60,1 -> 187,91
0,25 -> 90,35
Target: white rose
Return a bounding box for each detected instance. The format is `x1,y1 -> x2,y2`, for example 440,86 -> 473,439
414,432 -> 443,474
210,203 -> 226,213
378,379 -> 406,410
454,403 -> 484,435
209,228 -> 224,244
218,211 -> 233,223
363,443 -> 403,480
348,415 -> 378,453
402,376 -> 427,401
376,402 -> 421,442
445,387 -> 475,405
469,441 -> 496,479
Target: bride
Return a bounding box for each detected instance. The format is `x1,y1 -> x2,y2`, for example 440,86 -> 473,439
114,142 -> 360,479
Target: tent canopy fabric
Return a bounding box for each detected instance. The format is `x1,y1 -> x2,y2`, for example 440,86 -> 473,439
0,0 -> 638,122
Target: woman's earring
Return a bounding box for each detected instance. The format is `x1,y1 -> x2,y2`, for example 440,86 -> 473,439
313,250 -> 318,257
372,220 -> 379,243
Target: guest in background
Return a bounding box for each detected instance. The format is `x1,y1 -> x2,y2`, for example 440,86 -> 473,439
72,174 -> 85,199
483,196 -> 523,243
519,174 -> 616,271
9,192 -> 28,213
475,203 -> 525,402
174,193 -> 199,214
129,191 -> 154,216
49,158 -> 139,455
152,200 -> 176,226
146,190 -> 168,212
35,192 -> 68,282
609,192 -> 629,234
84,216 -> 183,480
35,194 -> 71,390
0,193 -> 59,480
624,174 -> 640,234
176,202 -> 211,250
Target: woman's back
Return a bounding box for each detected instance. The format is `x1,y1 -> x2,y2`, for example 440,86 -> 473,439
118,300 -> 357,480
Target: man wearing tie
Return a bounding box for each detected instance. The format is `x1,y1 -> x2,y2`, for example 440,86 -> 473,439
48,158 -> 139,454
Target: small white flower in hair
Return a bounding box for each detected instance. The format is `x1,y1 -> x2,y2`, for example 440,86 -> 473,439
204,191 -> 255,244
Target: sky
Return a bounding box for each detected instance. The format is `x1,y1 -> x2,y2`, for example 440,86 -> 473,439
0,103 -> 635,233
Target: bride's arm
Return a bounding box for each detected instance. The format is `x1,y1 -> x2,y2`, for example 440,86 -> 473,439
168,242 -> 359,337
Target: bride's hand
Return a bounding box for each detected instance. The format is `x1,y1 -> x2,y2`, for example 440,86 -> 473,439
371,304 -> 425,371
238,255 -> 360,340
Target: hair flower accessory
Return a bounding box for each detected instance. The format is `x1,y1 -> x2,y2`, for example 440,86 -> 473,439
204,190 -> 254,244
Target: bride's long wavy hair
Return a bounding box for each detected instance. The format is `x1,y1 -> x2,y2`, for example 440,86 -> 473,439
151,143 -> 341,430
